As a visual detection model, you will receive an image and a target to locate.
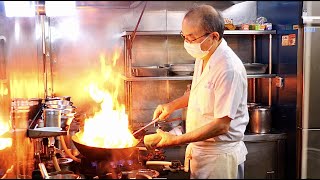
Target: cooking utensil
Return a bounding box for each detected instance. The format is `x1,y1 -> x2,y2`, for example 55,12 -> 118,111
71,134 -> 140,161
243,63 -> 268,74
131,66 -> 169,77
154,117 -> 182,127
132,118 -> 159,136
168,63 -> 195,76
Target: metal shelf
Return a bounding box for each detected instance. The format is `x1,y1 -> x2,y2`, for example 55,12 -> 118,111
121,74 -> 277,81
120,30 -> 276,37
247,74 -> 277,78
121,75 -> 193,81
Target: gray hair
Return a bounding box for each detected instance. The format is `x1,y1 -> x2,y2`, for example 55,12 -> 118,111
184,5 -> 225,40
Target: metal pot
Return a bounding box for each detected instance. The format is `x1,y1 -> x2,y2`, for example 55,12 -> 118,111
250,106 -> 272,134
38,163 -> 81,179
43,109 -> 61,128
58,158 -> 73,172
71,134 -> 140,161
121,169 -> 159,179
247,102 -> 261,110
247,103 -> 260,132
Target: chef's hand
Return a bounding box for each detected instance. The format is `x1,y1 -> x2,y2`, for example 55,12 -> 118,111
144,133 -> 162,150
153,103 -> 175,121
144,129 -> 177,150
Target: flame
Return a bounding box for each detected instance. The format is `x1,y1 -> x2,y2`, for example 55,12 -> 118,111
9,71 -> 41,99
0,82 -> 8,97
0,118 -> 12,150
76,49 -> 138,148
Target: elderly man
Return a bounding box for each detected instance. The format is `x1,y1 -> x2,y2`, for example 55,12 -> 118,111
144,4 -> 249,179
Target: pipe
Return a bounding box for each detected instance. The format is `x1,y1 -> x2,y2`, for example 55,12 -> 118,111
38,163 -> 49,179
58,136 -> 81,163
52,155 -> 61,172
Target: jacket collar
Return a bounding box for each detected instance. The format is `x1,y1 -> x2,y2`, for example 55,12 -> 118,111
191,38 -> 227,90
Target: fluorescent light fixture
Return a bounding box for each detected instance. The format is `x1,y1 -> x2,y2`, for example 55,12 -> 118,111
4,1 -> 36,17
45,1 -> 76,17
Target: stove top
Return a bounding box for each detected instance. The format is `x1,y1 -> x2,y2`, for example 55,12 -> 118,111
31,147 -> 188,179
72,147 -> 166,179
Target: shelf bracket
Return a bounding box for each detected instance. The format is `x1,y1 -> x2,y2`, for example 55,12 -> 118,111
275,76 -> 284,88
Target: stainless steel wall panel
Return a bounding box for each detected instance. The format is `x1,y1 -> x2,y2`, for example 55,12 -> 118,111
224,35 -> 253,63
1,17 -> 43,99
0,1 -> 261,126
131,81 -> 168,110
49,8 -> 127,111
302,26 -> 320,129
166,11 -> 185,31
167,36 -> 194,64
131,36 -> 167,66
131,80 -> 190,110
301,129 -> 320,178
134,10 -> 167,31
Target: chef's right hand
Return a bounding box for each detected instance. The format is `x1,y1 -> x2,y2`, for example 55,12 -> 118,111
144,133 -> 162,150
153,103 -> 174,121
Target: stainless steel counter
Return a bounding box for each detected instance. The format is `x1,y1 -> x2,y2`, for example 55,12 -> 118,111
152,132 -> 287,179
244,132 -> 287,142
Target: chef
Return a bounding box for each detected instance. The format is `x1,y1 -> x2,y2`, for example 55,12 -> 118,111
144,4 -> 249,179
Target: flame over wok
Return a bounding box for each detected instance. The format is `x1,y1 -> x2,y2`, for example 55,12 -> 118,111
75,50 -> 138,148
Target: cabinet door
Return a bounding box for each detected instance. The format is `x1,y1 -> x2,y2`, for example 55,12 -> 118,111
244,141 -> 277,179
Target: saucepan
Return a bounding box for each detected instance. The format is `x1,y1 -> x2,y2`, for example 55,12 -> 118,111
71,133 -> 141,161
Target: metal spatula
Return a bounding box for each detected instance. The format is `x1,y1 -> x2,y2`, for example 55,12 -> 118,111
132,118 -> 160,136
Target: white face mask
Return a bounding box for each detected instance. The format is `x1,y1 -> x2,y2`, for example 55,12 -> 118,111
184,35 -> 213,59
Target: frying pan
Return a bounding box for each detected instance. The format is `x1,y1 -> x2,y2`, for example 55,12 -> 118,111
71,134 -> 141,161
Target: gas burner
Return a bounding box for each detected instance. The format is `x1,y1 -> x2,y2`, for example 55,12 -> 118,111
77,153 -> 143,178
73,147 -> 168,179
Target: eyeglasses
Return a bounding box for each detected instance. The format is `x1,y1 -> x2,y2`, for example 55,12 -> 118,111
180,31 -> 211,43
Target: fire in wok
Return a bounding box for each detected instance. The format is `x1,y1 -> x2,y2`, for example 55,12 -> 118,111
73,52 -> 139,160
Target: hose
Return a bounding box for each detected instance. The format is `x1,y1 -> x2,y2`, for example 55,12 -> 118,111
58,136 -> 81,163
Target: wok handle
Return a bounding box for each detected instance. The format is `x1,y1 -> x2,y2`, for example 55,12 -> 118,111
146,161 -> 172,166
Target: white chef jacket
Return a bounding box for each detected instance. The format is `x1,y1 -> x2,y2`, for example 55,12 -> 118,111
185,38 -> 249,178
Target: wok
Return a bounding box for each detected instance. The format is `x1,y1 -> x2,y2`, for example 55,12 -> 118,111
71,134 -> 141,161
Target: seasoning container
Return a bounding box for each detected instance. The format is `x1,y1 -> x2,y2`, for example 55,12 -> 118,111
265,23 -> 273,30
241,24 -> 249,30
